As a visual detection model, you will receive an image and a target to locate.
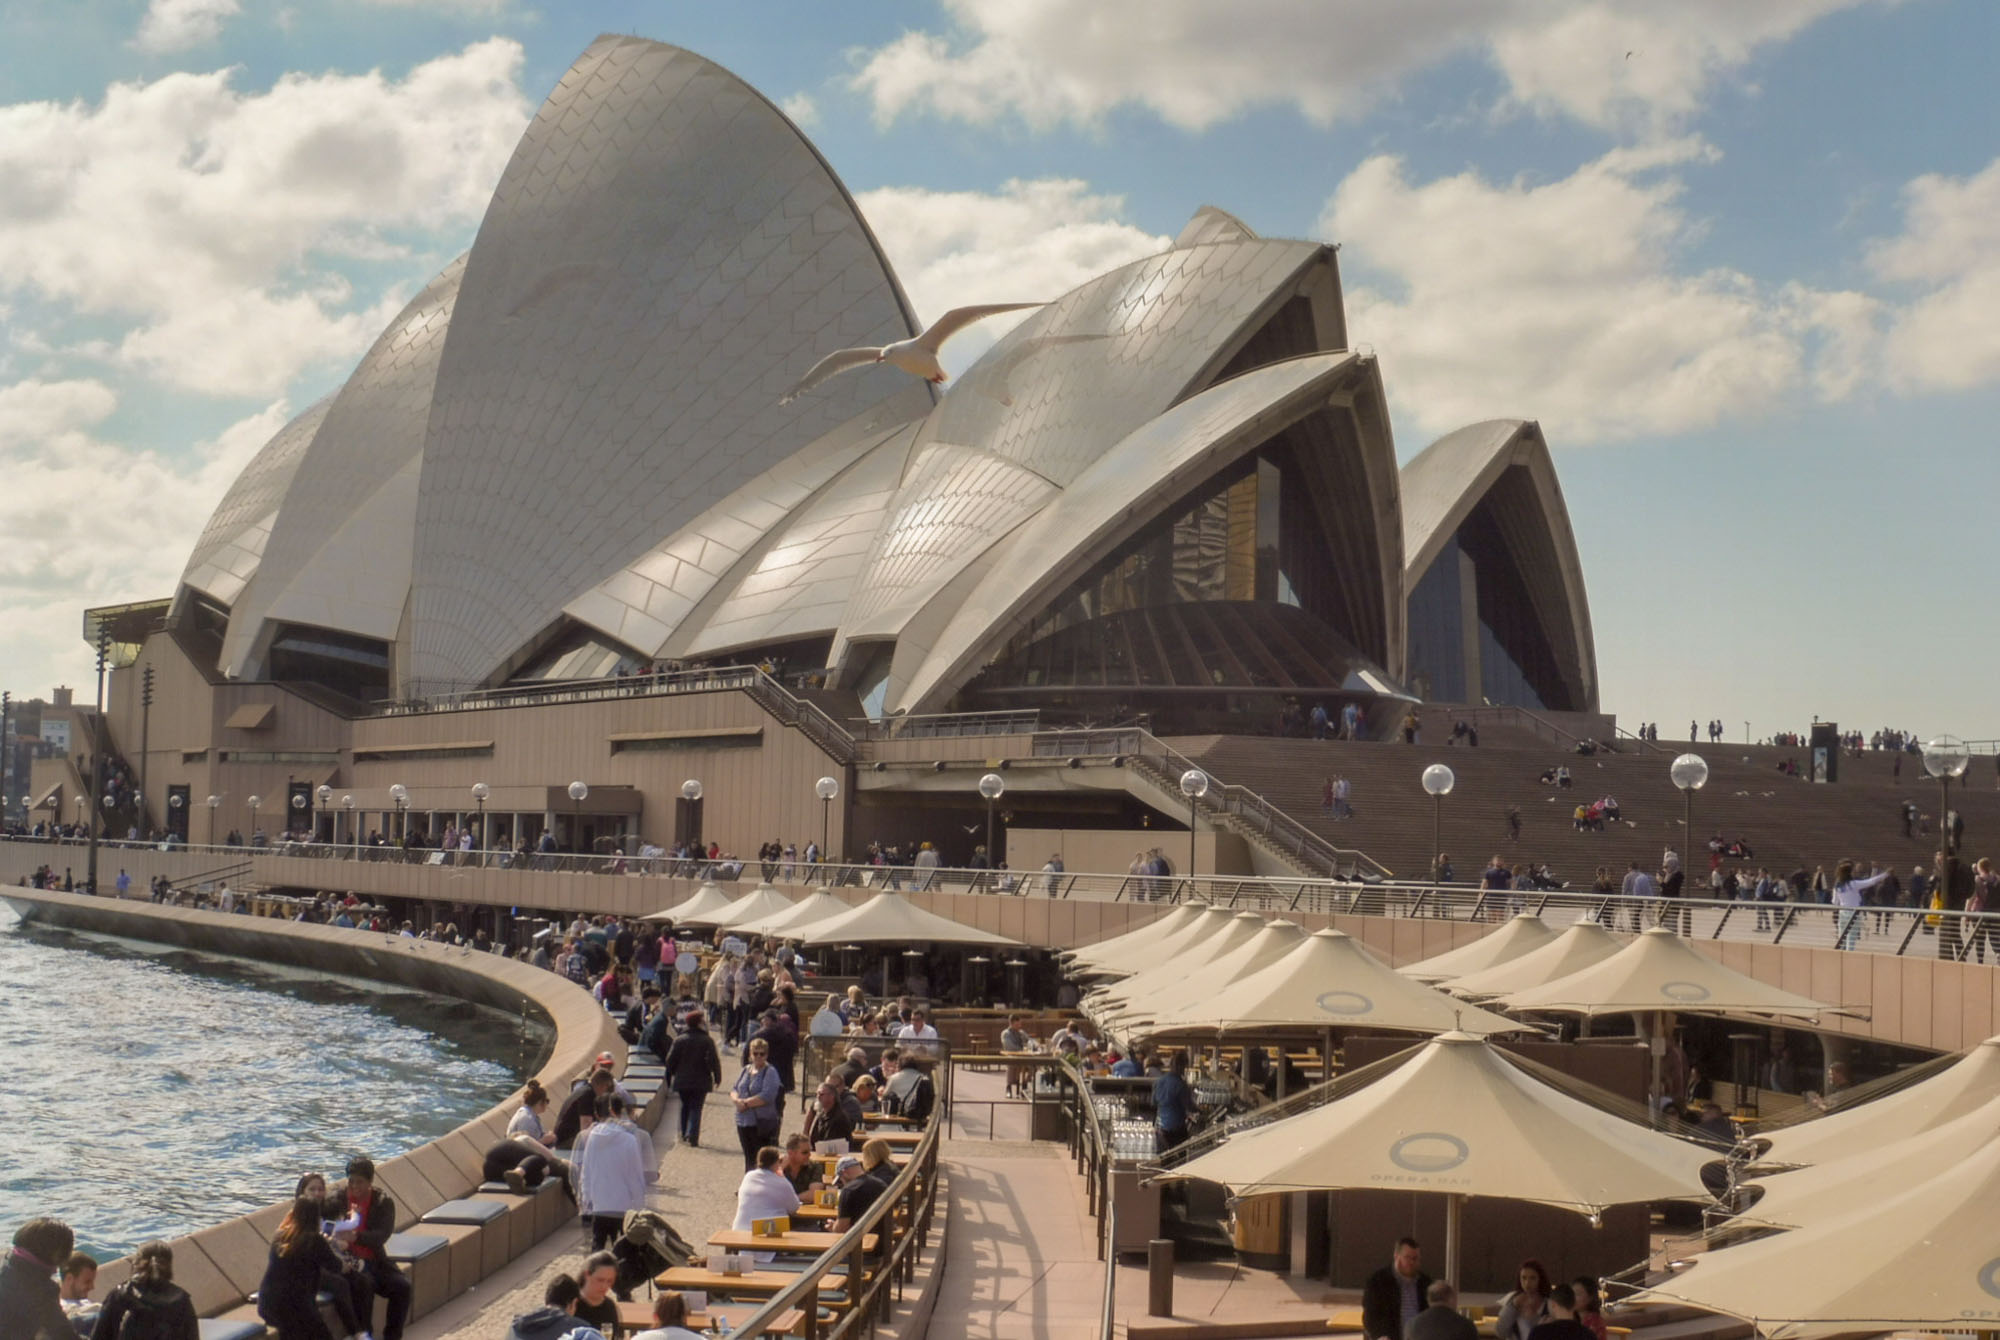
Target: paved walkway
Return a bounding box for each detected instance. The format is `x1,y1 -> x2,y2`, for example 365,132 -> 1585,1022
410,1086 -> 749,1340
936,1139 -> 1103,1340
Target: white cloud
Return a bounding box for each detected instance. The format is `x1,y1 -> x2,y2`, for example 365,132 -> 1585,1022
1320,142 -> 1866,441
1869,157 -> 2000,393
134,0 -> 241,54
852,0 -> 1871,135
854,178 -> 1171,372
780,92 -> 820,128
0,39 -> 531,399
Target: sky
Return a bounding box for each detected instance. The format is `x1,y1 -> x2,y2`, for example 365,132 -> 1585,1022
1,0 -> 1996,742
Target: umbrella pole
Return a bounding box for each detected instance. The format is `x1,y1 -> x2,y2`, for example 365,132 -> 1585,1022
1648,1011 -> 1663,1119
1444,1192 -> 1463,1288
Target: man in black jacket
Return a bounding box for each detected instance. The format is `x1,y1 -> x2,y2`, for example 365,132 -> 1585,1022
1361,1237 -> 1432,1340
665,1010 -> 723,1146
328,1156 -> 412,1340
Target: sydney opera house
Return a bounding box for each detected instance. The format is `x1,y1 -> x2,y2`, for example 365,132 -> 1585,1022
51,36 -> 1597,870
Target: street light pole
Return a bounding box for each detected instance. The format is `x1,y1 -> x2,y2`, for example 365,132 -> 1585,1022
316,784 -> 332,844
568,780 -> 589,858
1669,753 -> 1709,943
341,794 -> 356,856
87,625 -> 109,894
1179,769 -> 1210,896
472,781 -> 490,863
247,794 -> 262,845
205,794 -> 220,847
814,776 -> 839,879
1422,764 -> 1455,906
977,773 -> 1005,888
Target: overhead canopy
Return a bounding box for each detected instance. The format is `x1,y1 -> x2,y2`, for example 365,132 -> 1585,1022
1063,903 -> 1207,971
1735,1093 -> 2000,1230
1628,1127 -> 2000,1338
1497,928 -> 1857,1021
1398,915 -> 1558,984
710,884 -> 801,932
1097,919 -> 1309,1029
1074,906 -> 1238,979
1444,922 -> 1624,1000
1754,1034 -> 2000,1168
1084,911 -> 1267,1015
731,888 -> 856,940
1136,929 -> 1531,1039
643,880 -> 736,925
1164,1031 -> 1717,1216
801,891 -> 1019,947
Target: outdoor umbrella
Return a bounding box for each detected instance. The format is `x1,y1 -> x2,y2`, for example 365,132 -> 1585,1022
1443,921 -> 1624,1000
1063,902 -> 1208,972
1075,905 -> 1240,979
1163,1031 -> 1719,1283
1732,1091 -> 2000,1230
800,890 -> 1020,947
1083,911 -> 1268,1017
1135,929 -> 1531,1039
1098,918 -> 1309,1029
1626,1126 -> 2000,1337
710,883 -> 801,932
1754,1033 -> 2000,1168
643,880 -> 735,925
730,888 -> 856,940
1496,928 -> 1855,1021
1397,914 -> 1557,984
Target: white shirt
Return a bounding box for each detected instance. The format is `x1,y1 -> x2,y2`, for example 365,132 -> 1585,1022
507,1105 -> 547,1141
732,1167 -> 803,1262
577,1120 -> 649,1216
632,1328 -> 703,1340
897,1023 -> 939,1042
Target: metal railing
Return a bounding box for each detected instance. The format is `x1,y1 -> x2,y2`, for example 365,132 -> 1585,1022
719,1105 -> 944,1339
846,709 -> 1042,741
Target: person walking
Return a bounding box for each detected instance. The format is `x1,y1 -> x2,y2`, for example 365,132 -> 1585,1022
731,1038 -> 784,1170
665,1009 -> 723,1148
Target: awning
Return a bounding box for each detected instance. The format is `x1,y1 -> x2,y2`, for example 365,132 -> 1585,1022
1398,915 -> 1558,984
223,703 -> 275,730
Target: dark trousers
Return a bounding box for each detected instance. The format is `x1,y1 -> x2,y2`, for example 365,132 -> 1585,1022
737,1122 -> 774,1170
351,1258 -> 412,1340
590,1212 -> 625,1251
320,1270 -> 362,1335
677,1088 -> 708,1143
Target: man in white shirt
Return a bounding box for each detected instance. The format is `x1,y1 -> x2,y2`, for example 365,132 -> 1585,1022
731,1146 -> 803,1263
895,1009 -> 940,1051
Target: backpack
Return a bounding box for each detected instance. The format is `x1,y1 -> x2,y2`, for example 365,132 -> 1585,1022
115,1283 -> 186,1340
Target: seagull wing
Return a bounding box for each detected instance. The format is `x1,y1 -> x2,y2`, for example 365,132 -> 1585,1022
912,303 -> 1045,354
780,346 -> 882,404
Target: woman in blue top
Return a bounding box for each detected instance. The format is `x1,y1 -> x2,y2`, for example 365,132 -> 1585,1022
731,1037 -> 785,1170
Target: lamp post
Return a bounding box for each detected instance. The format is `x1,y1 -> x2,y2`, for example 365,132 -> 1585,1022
568,780 -> 589,856
87,623 -> 109,896
814,776 -> 838,875
1669,753 -> 1709,854
1923,735 -> 1970,857
1179,768 -> 1210,893
316,784 -> 332,843
977,773 -> 1005,887
388,783 -> 408,846
168,791 -> 183,845
1421,762 -> 1455,896
340,794 -> 356,855
205,794 -> 220,847
247,794 -> 262,843
471,781 -> 490,860
291,790 -> 307,838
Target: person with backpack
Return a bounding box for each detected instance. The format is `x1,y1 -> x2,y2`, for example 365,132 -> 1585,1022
89,1241 -> 197,1340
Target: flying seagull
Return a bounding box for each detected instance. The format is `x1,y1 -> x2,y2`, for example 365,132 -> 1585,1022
780,302 -> 1044,404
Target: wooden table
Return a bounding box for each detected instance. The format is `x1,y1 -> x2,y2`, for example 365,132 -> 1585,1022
707,1228 -> 878,1255
871,1131 -> 923,1149
859,1112 -> 912,1126
614,1299 -> 804,1336
656,1266 -> 849,1296
791,1203 -> 837,1222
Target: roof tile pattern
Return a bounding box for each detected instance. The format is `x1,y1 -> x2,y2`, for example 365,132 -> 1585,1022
406,35 -> 923,691
836,239 -> 1326,647
179,396 -> 333,608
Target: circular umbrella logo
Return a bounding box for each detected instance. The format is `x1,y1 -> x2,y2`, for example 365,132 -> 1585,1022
1978,1257 -> 2000,1300
1390,1133 -> 1470,1173
1660,981 -> 1712,1003
1316,990 -> 1373,1016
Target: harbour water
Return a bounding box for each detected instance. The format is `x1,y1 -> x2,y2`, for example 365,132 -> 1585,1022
0,907 -> 539,1258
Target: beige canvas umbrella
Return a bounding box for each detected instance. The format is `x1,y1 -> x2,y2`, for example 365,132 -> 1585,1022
731,888 -> 857,939
1063,902 -> 1208,971
1076,905 -> 1240,979
1444,921 -> 1624,999
1398,914 -> 1558,984
1627,1127 -> 2000,1337
1755,1034 -> 2000,1168
1496,928 -> 1855,1020
643,880 -> 736,925
800,890 -> 1019,946
1733,1091 -> 2000,1230
709,883 -> 802,932
1164,1031 -> 1718,1283
1100,918 -> 1309,1028
1084,911 -> 1267,1017
1137,929 -> 1531,1039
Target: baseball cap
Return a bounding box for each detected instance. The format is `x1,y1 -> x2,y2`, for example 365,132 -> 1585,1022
595,1051 -> 616,1069
835,1155 -> 863,1174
